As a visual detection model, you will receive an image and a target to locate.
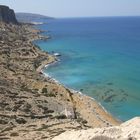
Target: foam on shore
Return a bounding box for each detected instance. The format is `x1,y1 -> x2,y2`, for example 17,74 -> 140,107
40,59 -> 121,124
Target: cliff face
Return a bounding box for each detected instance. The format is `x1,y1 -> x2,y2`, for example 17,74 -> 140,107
0,5 -> 18,24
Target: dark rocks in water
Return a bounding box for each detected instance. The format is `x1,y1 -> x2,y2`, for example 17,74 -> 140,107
119,96 -> 127,102
80,89 -> 84,92
107,82 -> 113,85
104,89 -> 114,96
104,94 -> 117,103
0,5 -> 18,24
100,88 -> 128,104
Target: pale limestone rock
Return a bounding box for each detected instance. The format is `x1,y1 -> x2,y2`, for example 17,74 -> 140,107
52,117 -> 140,140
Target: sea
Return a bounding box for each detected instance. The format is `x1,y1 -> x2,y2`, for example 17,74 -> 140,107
35,17 -> 140,121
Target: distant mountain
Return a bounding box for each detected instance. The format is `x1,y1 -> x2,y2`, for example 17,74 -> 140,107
16,13 -> 53,23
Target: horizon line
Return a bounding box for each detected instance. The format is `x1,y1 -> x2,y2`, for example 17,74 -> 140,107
55,15 -> 140,19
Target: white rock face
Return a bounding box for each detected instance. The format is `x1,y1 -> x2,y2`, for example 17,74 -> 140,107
52,117 -> 140,140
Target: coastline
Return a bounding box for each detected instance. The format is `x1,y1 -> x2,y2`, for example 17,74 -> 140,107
35,38 -> 121,127
44,62 -> 121,122
0,21 -> 120,139
42,61 -> 117,118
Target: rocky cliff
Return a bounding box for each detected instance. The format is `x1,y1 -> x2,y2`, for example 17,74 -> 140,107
0,5 -> 18,24
53,117 -> 140,140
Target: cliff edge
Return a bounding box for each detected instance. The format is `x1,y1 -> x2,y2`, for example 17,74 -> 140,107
0,5 -> 18,24
53,117 -> 140,140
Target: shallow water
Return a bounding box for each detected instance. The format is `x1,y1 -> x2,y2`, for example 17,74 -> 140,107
36,17 -> 140,121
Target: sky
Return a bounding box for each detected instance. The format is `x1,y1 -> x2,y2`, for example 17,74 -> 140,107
0,0 -> 140,18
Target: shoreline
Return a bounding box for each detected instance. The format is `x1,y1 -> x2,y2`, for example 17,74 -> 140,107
43,62 -> 118,116
42,62 -> 114,115
35,39 -> 121,126
0,21 -> 120,139
33,24 -> 122,124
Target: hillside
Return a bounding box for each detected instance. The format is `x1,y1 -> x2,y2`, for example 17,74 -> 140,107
0,5 -> 120,140
16,12 -> 53,22
1,5 -> 140,140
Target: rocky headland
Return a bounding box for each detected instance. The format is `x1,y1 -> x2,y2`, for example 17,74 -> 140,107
0,5 -> 139,140
0,5 -> 18,24
16,13 -> 53,23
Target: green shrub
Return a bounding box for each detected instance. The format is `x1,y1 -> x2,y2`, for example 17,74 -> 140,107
10,132 -> 19,137
42,88 -> 48,93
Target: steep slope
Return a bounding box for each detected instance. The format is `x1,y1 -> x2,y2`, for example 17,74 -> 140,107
0,6 -> 119,140
0,5 -> 18,24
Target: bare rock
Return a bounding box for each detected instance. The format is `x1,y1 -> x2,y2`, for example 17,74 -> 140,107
52,117 -> 140,140
0,5 -> 18,24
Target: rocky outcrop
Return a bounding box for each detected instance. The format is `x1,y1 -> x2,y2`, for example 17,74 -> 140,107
52,117 -> 140,140
0,5 -> 18,24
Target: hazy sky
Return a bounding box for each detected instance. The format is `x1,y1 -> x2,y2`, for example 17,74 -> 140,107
0,0 -> 140,17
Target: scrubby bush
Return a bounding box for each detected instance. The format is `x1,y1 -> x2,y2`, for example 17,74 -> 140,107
42,88 -> 48,93
90,136 -> 113,140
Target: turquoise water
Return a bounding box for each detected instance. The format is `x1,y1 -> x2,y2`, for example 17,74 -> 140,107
36,17 -> 140,121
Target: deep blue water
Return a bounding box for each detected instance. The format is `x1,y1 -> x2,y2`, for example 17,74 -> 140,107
36,17 -> 140,121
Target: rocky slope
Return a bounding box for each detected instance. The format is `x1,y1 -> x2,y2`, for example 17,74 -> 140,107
0,5 -> 139,140
0,5 -> 18,24
53,117 -> 140,140
0,6 -> 120,140
0,21 -> 119,139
